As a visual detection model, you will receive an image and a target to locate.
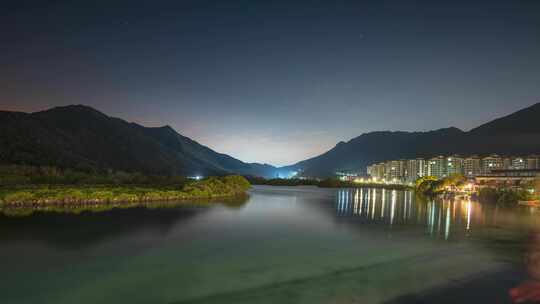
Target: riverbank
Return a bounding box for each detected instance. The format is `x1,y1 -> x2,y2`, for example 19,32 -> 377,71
248,177 -> 411,190
0,175 -> 251,207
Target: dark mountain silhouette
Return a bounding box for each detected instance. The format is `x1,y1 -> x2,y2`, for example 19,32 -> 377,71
469,102 -> 540,135
3,103 -> 540,179
283,102 -> 540,177
0,105 -> 277,177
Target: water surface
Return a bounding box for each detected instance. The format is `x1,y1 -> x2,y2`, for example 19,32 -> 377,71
2,186 -> 538,303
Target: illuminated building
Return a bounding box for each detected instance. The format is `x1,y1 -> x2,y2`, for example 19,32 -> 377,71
526,155 -> 540,169
428,156 -> 447,178
481,154 -> 504,174
510,157 -> 526,170
405,158 -> 426,182
367,154 -> 539,182
463,156 -> 481,177
446,155 -> 463,176
476,168 -> 540,187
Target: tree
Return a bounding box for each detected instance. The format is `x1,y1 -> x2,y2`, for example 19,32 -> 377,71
415,176 -> 439,195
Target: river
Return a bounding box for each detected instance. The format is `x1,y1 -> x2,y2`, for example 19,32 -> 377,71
1,185 -> 539,303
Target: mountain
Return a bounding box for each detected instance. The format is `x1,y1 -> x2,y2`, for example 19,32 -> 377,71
0,105 -> 277,177
469,103 -> 540,135
284,102 -> 540,177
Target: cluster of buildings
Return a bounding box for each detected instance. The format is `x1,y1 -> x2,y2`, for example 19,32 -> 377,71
366,154 -> 540,183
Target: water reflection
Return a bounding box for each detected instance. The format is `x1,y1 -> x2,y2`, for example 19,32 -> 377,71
335,188 -> 493,240
0,196 -> 249,250
0,194 -> 249,217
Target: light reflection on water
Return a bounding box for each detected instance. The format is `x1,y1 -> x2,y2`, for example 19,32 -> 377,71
333,188 -> 528,241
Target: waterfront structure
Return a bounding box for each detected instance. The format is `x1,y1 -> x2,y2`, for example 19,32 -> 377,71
476,168 -> 540,186
336,171 -> 358,181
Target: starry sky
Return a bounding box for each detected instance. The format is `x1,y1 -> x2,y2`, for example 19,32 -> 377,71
2,0 -> 540,166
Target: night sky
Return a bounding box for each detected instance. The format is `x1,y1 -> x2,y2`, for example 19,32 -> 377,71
2,0 -> 540,166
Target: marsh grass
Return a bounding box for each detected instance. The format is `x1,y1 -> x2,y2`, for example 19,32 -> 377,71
0,175 -> 251,207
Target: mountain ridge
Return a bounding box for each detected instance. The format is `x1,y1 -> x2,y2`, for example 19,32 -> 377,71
0,105 -> 277,177
283,102 -> 540,177
3,102 -> 540,179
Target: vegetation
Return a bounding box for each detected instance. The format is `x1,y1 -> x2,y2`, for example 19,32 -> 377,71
478,187 -> 534,207
415,174 -> 467,196
0,166 -> 251,207
0,193 -> 250,217
414,173 -> 538,206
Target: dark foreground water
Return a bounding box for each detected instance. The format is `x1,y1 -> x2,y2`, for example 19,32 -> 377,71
2,186 -> 540,304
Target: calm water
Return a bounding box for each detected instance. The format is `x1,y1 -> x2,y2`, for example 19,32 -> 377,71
2,185 -> 540,304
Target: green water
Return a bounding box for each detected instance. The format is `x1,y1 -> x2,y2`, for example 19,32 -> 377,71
1,186 -> 539,303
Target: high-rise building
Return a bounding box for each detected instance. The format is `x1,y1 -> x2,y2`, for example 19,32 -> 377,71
386,160 -> 404,181
404,159 -> 415,182
446,155 -> 463,176
526,155 -> 540,170
510,157 -> 526,170
367,154 -> 537,182
428,156 -> 447,178
463,156 -> 481,177
502,157 -> 512,170
481,154 -> 504,174
416,158 -> 427,178
378,163 -> 386,180
404,158 -> 427,182
384,161 -> 392,180
367,162 -> 386,180
366,164 -> 374,177
398,159 -> 407,180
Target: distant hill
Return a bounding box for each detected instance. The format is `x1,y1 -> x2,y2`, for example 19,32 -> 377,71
469,103 -> 540,135
283,102 -> 540,177
0,105 -> 277,177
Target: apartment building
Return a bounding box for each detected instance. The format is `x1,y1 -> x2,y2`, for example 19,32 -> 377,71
463,156 -> 482,177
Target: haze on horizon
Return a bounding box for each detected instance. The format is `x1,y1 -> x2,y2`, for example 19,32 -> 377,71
1,0 -> 539,166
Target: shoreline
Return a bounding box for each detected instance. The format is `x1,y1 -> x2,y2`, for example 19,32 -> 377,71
0,192 -> 250,217
249,179 -> 412,190
0,175 -> 252,211
252,184 -> 413,191
0,192 -> 249,208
